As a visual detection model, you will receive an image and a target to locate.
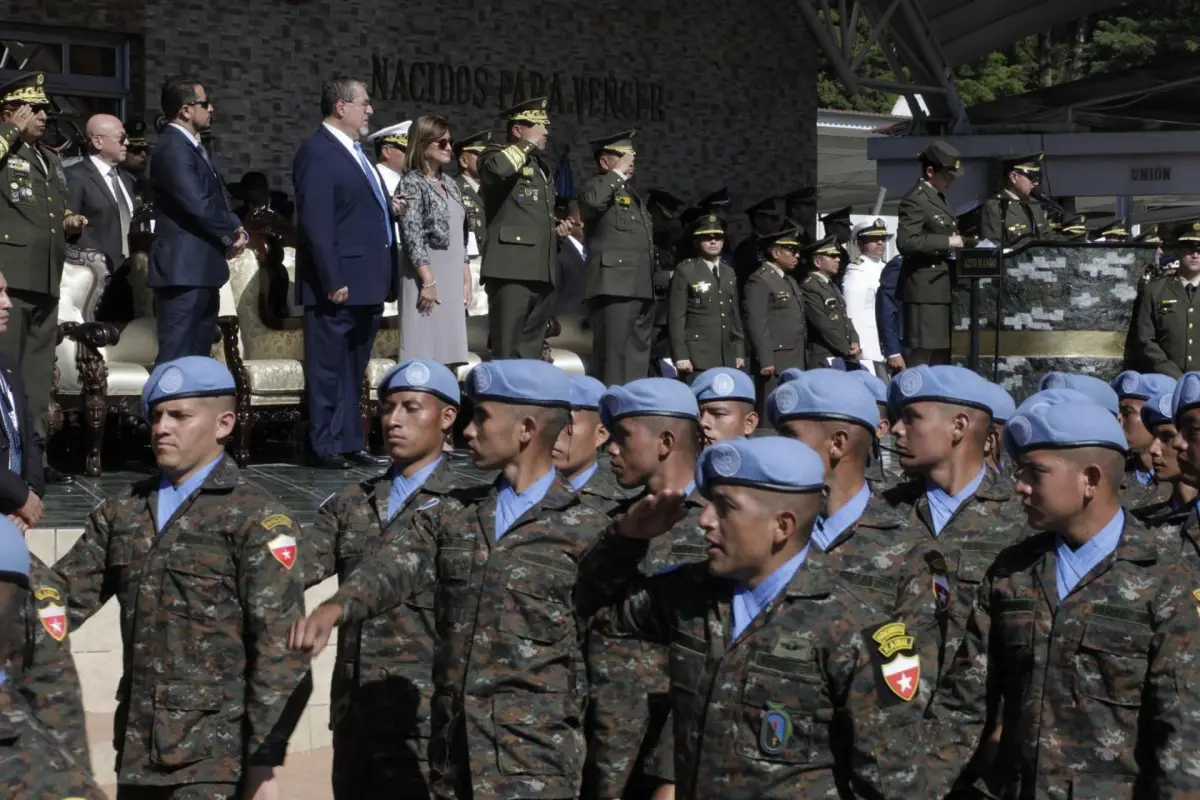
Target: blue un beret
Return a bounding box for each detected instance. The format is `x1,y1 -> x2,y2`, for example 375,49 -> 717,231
847,370 -> 888,405
1004,392 -> 1128,460
692,367 -> 755,405
465,360 -> 571,407
1015,388 -> 1094,416
567,375 -> 608,411
982,382 -> 1016,424
766,369 -> 880,431
378,358 -> 461,406
0,516 -> 29,590
1141,391 -> 1175,430
1039,372 -> 1119,415
888,365 -> 994,418
599,378 -> 699,430
696,436 -> 825,497
1111,370 -> 1177,402
142,356 -> 236,416
777,368 -> 805,386
1171,371 -> 1200,420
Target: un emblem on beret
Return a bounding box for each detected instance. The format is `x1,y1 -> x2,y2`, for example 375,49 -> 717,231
405,362 -> 431,387
1119,373 -> 1139,396
774,384 -> 799,415
713,373 -> 736,397
898,370 -> 922,397
711,444 -> 741,478
1183,375 -> 1200,405
1043,373 -> 1066,389
1008,416 -> 1033,447
158,366 -> 184,395
473,365 -> 492,393
1160,393 -> 1174,418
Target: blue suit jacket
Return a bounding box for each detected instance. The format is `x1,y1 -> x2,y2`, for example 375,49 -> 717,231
147,125 -> 241,289
292,126 -> 394,307
876,254 -> 906,359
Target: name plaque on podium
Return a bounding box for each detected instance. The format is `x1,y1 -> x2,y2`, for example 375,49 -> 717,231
957,249 -> 1002,280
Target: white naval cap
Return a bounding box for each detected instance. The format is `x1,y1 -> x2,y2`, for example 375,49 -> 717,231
367,120 -> 413,146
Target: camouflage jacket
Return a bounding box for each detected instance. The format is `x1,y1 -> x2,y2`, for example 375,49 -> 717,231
1119,468 -> 1168,509
54,456 -> 310,786
305,459 -> 477,760
580,533 -> 930,799
0,685 -> 106,799
573,462 -> 630,517
6,555 -> 88,765
328,472 -> 611,799
928,516 -> 1200,798
881,469 -> 1028,674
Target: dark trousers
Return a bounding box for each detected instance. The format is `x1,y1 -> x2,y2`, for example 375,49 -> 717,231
116,783 -> 237,799
154,286 -> 219,367
485,279 -> 553,360
304,303 -> 382,458
908,347 -> 950,366
0,289 -> 57,445
588,296 -> 654,385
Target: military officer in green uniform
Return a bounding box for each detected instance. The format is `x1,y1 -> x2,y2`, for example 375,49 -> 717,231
1059,213 -> 1088,242
742,227 -> 806,396
801,234 -> 861,368
1125,219 -> 1200,379
478,97 -> 569,359
730,197 -> 781,293
454,129 -> 489,256
0,72 -> 86,471
979,153 -> 1055,245
896,140 -> 964,366
667,213 -> 745,378
579,130 -> 656,385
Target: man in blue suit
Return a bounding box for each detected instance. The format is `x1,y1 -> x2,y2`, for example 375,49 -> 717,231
148,76 -> 247,366
875,253 -> 907,374
293,75 -> 396,469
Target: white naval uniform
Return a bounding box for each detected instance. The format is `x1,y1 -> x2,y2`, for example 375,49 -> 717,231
841,254 -> 885,374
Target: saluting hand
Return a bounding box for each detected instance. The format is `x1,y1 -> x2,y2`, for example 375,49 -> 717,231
615,488 -> 687,540
9,104 -> 36,135
288,603 -> 343,657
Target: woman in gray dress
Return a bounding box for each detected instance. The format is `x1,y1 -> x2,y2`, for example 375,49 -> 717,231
398,114 -> 471,368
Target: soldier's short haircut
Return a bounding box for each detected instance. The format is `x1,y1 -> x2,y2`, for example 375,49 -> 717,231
819,418 -> 873,458
320,76 -> 364,118
160,76 -> 205,121
642,416 -> 702,457
751,488 -> 823,537
509,404 -> 571,448
1066,446 -> 1126,491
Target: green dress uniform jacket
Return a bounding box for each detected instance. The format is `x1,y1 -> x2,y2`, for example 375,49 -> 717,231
979,193 -> 1054,245
801,271 -> 859,367
0,122 -> 67,297
306,460 -> 477,798
53,456 -> 310,788
927,517 -> 1200,798
477,140 -> 556,284
1124,275 -> 1200,378
578,171 -> 655,301
897,179 -> 958,305
455,174 -> 486,257
742,262 -> 806,372
667,258 -> 745,369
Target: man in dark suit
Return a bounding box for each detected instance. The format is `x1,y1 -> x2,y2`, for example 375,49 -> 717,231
0,271 -> 46,531
294,75 -> 396,469
66,113 -> 137,322
876,254 -> 906,374
148,76 -> 247,366
552,199 -> 586,318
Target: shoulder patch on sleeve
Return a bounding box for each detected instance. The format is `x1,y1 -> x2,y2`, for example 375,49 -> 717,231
38,602 -> 68,642
262,514 -> 294,531
864,620 -> 920,705
268,533 -> 298,569
33,587 -> 60,602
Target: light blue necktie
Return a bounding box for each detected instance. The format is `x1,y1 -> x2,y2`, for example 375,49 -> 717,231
353,142 -> 393,246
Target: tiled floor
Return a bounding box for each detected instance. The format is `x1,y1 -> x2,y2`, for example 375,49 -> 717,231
41,454 -> 491,528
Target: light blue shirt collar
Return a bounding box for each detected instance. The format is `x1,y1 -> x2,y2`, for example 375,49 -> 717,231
1134,468 -> 1155,487
495,468 -> 557,541
732,545 -> 810,640
1056,510 -> 1124,601
568,461 -> 600,492
812,483 -> 871,552
156,454 -> 224,533
925,466 -> 987,536
682,480 -> 696,498
387,457 -> 443,522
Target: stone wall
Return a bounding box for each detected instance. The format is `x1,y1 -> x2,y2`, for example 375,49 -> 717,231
3,0 -> 819,239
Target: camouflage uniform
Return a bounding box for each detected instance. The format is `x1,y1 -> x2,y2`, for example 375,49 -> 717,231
327,473 -> 611,799
7,554 -> 88,764
306,461 -> 477,799
928,517 -> 1200,798
579,532 -> 931,799
0,684 -> 106,799
584,490 -> 708,798
54,456 -> 310,791
573,464 -> 629,517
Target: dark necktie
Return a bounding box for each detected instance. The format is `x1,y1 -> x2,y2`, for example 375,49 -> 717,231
110,167 -> 132,258
1188,285 -> 1196,301
0,376 -> 21,473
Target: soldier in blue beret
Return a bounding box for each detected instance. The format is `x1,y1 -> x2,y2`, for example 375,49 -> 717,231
1163,372 -> 1200,566
929,398 -> 1200,798
56,356 -> 310,797
980,382 -> 1016,477
692,366 -> 758,445
291,359 -> 627,800
846,369 -> 902,486
1111,371 -> 1177,507
577,436 -> 932,797
587,376 -> 705,798
554,374 -> 626,513
1038,371 -> 1119,415
1131,391 -> 1196,531
303,357 -> 475,798
881,365 -> 1028,687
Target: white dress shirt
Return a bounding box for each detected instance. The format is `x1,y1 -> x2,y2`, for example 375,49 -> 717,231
168,121 -> 201,145
324,122 -> 384,194
376,162 -> 402,196
90,155 -> 134,211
